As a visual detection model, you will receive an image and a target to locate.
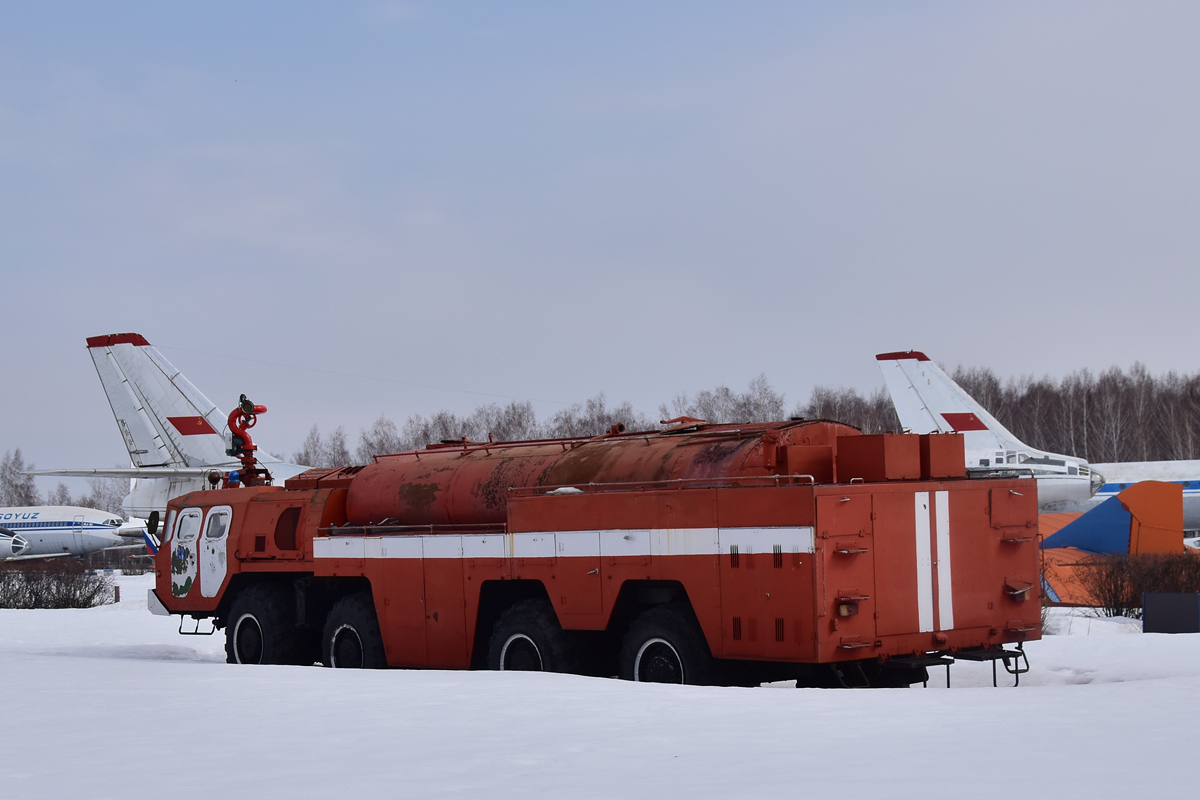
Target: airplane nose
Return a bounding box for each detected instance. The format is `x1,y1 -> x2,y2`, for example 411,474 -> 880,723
1090,470 -> 1106,497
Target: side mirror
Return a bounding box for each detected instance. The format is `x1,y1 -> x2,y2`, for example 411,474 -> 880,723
147,510 -> 159,538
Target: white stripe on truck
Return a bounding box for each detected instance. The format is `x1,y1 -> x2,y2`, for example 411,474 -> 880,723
914,492 -> 934,633
935,490 -> 955,631
312,526 -> 814,560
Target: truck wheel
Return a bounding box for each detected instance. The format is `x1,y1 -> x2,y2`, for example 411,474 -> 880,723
226,584 -> 300,665
619,603 -> 713,685
322,592 -> 387,669
487,598 -> 578,672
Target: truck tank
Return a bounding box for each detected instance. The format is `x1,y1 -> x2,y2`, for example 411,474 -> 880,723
287,419 -> 858,527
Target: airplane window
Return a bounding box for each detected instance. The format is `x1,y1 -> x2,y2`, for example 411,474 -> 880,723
176,511 -> 201,543
980,459 -> 989,467
1022,455 -> 1067,467
205,511 -> 229,540
1069,467 -> 1078,475
1018,454 -> 1029,463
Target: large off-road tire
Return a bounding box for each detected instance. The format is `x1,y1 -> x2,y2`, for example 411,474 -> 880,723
486,597 -> 579,673
619,602 -> 713,685
226,583 -> 302,665
322,591 -> 387,669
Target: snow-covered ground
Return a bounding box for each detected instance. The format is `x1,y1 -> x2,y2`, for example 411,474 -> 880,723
2,575 -> 1196,799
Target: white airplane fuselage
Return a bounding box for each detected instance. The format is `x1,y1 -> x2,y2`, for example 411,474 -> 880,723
0,506 -> 127,560
1052,460 -> 1200,530
953,431 -> 1100,506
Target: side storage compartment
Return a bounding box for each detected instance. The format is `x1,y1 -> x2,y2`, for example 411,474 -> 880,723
814,491 -> 876,661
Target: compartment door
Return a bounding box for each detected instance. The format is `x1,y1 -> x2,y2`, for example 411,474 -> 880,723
376,536 -> 428,667
873,491 -> 959,635
872,492 -> 922,636
422,535 -> 468,668
816,493 -> 875,650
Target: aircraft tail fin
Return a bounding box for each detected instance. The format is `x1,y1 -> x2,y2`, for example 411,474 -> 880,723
85,334 -> 233,469
875,350 -> 1027,452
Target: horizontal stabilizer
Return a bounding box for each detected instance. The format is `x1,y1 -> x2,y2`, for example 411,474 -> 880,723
25,467 -> 218,479
5,552 -> 74,562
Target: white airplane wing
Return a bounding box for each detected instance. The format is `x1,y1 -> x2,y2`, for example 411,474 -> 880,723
26,467 -> 214,478
5,552 -> 74,562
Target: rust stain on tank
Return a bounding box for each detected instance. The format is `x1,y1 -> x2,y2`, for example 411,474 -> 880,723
476,457 -> 532,511
541,444 -> 615,486
691,439 -> 748,466
397,482 -> 440,514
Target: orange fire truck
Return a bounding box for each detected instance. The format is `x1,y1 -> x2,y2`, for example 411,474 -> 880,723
149,398 -> 1040,687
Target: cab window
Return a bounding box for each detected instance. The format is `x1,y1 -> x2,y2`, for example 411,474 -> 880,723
176,510 -> 202,543
205,510 -> 230,539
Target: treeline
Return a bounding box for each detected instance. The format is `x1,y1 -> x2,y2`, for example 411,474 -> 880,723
295,394 -> 663,468
0,449 -> 127,514
293,363 -> 1200,469
951,363 -> 1200,463
293,377 -> 902,468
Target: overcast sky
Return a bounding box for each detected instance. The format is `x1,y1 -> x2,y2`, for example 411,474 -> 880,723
3,2 -> 1199,485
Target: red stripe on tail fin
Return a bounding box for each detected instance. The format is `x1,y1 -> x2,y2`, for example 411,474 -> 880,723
167,416 -> 218,436
941,412 -> 988,432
